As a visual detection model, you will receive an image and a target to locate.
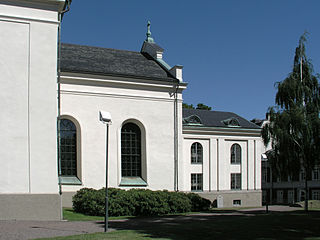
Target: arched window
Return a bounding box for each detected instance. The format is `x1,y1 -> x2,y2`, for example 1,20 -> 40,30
60,119 -> 77,176
191,142 -> 203,164
231,144 -> 241,164
121,123 -> 141,177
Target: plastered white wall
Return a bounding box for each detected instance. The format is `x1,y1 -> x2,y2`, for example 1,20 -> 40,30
0,2 -> 60,194
60,74 -> 185,192
0,20 -> 30,193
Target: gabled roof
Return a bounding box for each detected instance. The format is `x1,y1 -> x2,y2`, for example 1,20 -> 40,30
183,109 -> 260,129
60,43 -> 177,82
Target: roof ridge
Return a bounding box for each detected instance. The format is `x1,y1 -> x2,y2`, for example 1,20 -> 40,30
182,108 -> 260,129
184,108 -> 235,114
61,42 -> 142,55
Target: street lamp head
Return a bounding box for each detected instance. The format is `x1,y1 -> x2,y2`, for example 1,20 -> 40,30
99,111 -> 112,124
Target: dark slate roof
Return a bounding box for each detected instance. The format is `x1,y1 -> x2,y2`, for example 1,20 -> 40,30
183,109 -> 260,129
60,43 -> 176,81
143,41 -> 164,52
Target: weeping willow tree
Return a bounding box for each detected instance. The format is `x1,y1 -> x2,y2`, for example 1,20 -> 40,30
262,33 -> 320,211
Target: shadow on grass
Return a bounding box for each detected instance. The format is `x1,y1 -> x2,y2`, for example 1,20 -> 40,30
98,210 -> 320,240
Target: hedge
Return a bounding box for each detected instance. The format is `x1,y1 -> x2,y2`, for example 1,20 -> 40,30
73,188 -> 211,217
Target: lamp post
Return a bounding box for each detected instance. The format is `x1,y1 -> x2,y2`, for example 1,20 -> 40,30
99,111 -> 112,232
262,154 -> 269,213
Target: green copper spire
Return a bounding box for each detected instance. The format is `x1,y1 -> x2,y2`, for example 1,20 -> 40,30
146,21 -> 155,43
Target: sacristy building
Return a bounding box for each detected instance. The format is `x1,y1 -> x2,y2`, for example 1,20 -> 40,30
0,0 -> 263,220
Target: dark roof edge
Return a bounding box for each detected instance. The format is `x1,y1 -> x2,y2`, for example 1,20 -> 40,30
61,42 -> 146,55
183,125 -> 262,131
140,51 -> 178,81
61,69 -> 188,85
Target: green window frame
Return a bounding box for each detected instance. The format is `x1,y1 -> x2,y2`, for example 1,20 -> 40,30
231,144 -> 241,164
231,173 -> 241,190
60,119 -> 77,177
191,142 -> 203,164
121,123 -> 141,177
191,173 -> 203,191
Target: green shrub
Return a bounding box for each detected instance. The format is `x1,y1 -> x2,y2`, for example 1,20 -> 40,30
167,191 -> 191,213
186,193 -> 211,211
72,188 -> 210,217
72,188 -> 105,216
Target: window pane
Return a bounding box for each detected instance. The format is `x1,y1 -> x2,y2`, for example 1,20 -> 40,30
191,173 -> 203,191
191,142 -> 203,164
60,119 -> 77,177
231,144 -> 241,164
121,123 -> 142,177
231,173 -> 241,190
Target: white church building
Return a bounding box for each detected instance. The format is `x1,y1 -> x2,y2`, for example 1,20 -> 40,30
0,0 -> 263,220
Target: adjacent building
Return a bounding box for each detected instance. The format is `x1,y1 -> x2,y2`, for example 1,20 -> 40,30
253,119 -> 320,205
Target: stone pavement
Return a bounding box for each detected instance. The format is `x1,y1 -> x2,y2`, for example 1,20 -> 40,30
0,205 -> 302,240
0,220 -> 106,240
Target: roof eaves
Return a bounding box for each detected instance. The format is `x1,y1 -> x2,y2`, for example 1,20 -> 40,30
183,125 -> 261,132
140,52 -> 178,81
61,69 -> 188,85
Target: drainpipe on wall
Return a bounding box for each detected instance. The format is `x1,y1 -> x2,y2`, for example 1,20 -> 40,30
57,0 -> 71,220
170,65 -> 183,192
173,81 -> 179,191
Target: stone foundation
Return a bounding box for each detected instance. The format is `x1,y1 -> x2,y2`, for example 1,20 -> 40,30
0,194 -> 61,220
197,190 -> 262,208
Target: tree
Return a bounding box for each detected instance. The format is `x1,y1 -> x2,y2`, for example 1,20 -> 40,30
262,33 -> 320,211
182,103 -> 195,109
182,103 -> 212,110
196,103 -> 212,110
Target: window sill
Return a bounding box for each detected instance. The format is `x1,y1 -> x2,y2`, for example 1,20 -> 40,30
191,162 -> 203,165
120,177 -> 147,186
60,176 -> 82,185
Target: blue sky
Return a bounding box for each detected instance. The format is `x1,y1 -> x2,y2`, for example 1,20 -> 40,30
61,0 -> 320,120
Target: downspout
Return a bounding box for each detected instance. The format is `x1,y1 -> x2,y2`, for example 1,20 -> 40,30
174,80 -> 180,191
57,0 -> 71,220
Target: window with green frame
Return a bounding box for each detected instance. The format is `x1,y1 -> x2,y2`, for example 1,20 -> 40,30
121,122 -> 141,177
191,142 -> 203,164
60,119 -> 77,177
231,173 -> 241,190
231,144 -> 241,164
191,173 -> 203,191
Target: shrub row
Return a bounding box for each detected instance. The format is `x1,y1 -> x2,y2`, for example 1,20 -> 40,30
72,188 -> 211,217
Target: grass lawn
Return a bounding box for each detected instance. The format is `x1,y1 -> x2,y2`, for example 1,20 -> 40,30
63,208 -> 104,221
297,200 -> 320,210
62,208 -> 197,221
35,231 -> 168,240
36,208 -> 320,240
62,208 -> 133,221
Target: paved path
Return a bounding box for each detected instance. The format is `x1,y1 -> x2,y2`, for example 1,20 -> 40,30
0,220 -> 106,240
0,205 -> 303,240
237,205 -> 302,212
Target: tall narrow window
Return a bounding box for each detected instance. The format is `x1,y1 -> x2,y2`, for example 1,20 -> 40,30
231,173 -> 241,190
312,168 -> 319,181
191,142 -> 203,164
312,190 -> 320,200
191,173 -> 203,191
121,123 -> 141,177
60,119 -> 77,176
231,144 -> 241,164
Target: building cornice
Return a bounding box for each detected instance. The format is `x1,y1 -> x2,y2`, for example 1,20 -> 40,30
61,71 -> 187,87
0,0 -> 66,11
183,125 -> 261,137
60,72 -> 187,92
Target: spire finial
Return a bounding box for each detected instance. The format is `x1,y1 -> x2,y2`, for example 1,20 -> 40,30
146,21 -> 154,43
